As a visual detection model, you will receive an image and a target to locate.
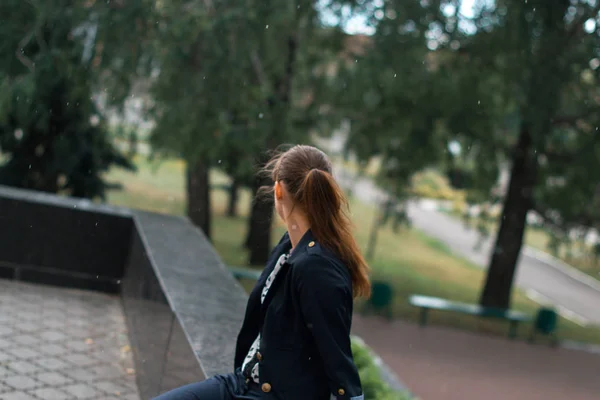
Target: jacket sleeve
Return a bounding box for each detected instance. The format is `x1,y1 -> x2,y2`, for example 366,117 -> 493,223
294,255 -> 364,400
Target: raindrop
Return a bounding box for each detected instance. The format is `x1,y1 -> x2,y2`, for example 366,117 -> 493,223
96,275 -> 99,279
117,280 -> 121,284
394,73 -> 397,78
95,222 -> 98,226
265,25 -> 269,29
477,100 -> 480,105
218,159 -> 222,164
73,205 -> 77,209
28,164 -> 31,169
258,113 -> 264,119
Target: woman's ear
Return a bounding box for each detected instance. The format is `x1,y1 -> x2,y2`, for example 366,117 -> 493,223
275,181 -> 283,200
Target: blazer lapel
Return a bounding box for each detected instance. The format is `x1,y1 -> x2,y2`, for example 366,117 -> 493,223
249,233 -> 292,307
260,260 -> 290,315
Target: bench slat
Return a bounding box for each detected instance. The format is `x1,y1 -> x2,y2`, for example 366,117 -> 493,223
408,295 -> 531,322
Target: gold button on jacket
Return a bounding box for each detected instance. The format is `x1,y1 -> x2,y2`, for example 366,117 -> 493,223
261,383 -> 272,393
256,352 -> 262,361
338,388 -> 345,396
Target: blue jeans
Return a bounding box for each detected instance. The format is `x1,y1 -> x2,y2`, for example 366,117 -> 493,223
152,370 -> 269,400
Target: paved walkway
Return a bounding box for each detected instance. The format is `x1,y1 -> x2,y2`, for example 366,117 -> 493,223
0,279 -> 139,400
352,315 -> 600,400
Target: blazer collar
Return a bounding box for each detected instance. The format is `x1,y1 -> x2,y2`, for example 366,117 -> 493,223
287,228 -> 315,266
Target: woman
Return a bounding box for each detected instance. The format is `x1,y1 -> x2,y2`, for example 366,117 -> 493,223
154,144 -> 370,400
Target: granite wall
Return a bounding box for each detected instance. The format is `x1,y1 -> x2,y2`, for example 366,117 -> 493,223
0,186 -> 132,292
0,185 -> 248,399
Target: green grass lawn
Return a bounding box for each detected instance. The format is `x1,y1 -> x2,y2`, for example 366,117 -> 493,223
105,157 -> 600,345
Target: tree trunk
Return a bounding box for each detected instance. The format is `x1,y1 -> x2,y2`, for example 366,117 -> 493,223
366,208 -> 382,261
480,125 -> 537,309
186,160 -> 211,240
227,179 -> 239,218
246,176 -> 273,265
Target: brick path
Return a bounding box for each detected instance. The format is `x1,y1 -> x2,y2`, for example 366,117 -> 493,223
352,315 -> 600,400
0,280 -> 139,400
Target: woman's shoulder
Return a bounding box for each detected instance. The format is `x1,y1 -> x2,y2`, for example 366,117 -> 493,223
290,240 -> 351,284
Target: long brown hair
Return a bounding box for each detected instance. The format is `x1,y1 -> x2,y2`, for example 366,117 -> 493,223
261,144 -> 371,298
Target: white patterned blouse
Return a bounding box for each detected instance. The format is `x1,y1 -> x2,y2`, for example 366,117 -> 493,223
241,252 -> 289,383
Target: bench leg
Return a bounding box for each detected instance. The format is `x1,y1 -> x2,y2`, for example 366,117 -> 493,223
509,321 -> 518,339
528,326 -> 536,344
419,308 -> 429,326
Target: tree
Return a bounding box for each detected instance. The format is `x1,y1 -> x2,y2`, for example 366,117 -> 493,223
240,0 -> 339,265
435,0 -> 600,308
147,0 -> 245,239
329,0 -> 449,258
0,0 -> 138,199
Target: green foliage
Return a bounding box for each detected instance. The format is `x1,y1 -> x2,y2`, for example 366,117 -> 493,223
331,1 -> 450,201
147,0 -> 333,177
351,338 -> 414,400
443,0 -> 600,240
411,169 -> 464,201
0,0 -> 135,199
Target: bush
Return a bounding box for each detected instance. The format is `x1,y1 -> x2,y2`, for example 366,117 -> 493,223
351,338 -> 415,400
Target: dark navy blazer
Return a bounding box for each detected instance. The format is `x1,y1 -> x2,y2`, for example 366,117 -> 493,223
234,230 -> 364,400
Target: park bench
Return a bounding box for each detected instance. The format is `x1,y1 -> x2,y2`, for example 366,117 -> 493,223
408,294 -> 532,339
229,266 -> 261,281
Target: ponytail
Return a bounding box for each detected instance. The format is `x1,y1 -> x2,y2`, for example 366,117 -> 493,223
299,168 -> 371,298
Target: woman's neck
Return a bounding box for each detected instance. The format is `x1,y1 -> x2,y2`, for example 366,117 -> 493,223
286,214 -> 310,252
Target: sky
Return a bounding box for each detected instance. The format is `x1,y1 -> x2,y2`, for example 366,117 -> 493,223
322,0 -> 478,35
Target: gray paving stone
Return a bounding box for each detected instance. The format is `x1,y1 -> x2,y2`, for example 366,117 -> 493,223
62,352 -> 98,368
0,280 -> 140,400
5,361 -> 42,375
11,335 -> 38,347
0,365 -> 14,377
15,311 -> 41,322
61,383 -> 103,399
39,343 -> 68,357
27,387 -> 72,400
88,364 -> 126,380
35,371 -> 73,386
0,350 -> 14,362
0,326 -> 14,337
13,322 -> 39,333
3,375 -> 39,391
0,381 -> 12,394
33,357 -> 70,371
0,337 -> 12,348
62,367 -> 98,382
64,340 -> 92,352
5,347 -> 39,361
38,331 -> 67,342
0,391 -> 38,400
93,380 -> 132,396
42,320 -> 65,330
